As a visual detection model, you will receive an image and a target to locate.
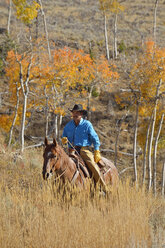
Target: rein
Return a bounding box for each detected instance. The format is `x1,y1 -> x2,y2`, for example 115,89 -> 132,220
54,168 -> 67,181
63,140 -> 85,184
48,148 -> 82,184
67,140 -> 81,157
53,161 -> 82,184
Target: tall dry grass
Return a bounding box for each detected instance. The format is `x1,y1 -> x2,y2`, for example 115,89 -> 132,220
0,146 -> 165,248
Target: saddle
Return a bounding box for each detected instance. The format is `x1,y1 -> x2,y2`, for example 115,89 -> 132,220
69,153 -> 107,179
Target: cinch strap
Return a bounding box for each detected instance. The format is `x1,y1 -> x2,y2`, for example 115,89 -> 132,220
71,170 -> 80,184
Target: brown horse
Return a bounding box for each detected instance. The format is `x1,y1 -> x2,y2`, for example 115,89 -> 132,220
42,137 -> 119,188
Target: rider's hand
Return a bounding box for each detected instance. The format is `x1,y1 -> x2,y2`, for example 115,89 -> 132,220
94,150 -> 101,163
61,137 -> 68,145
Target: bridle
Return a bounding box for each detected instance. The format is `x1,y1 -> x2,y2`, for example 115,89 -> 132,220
43,147 -> 84,184
43,150 -> 60,179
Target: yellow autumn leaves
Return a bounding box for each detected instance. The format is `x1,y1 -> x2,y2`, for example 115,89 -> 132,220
0,45 -> 119,132
12,0 -> 40,25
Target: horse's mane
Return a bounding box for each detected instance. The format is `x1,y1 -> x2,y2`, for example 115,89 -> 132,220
56,144 -> 75,168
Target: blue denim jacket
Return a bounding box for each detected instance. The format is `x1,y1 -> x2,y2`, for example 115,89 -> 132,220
62,118 -> 100,150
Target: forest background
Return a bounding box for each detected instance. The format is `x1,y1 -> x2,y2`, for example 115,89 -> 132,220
0,0 -> 165,247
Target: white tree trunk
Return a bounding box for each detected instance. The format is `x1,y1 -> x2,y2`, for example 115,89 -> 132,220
51,84 -> 59,138
44,86 -> 49,137
18,52 -> 33,152
148,113 -> 154,191
142,118 -> 151,185
162,161 -> 165,196
57,115 -> 63,141
8,83 -> 20,146
45,103 -> 49,137
153,0 -> 159,44
21,93 -> 28,152
113,13 -> 118,59
35,1 -> 39,40
54,114 -> 58,139
104,14 -> 109,60
59,114 -> 62,126
114,124 -> 120,168
153,113 -> 164,196
133,101 -> 139,184
87,85 -> 94,121
38,0 -> 51,61
148,79 -> 162,190
7,0 -> 12,35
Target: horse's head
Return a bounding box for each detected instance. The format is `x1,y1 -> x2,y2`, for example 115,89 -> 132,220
42,137 -> 60,180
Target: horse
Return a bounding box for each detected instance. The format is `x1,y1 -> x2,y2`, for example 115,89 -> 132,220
42,137 -> 119,189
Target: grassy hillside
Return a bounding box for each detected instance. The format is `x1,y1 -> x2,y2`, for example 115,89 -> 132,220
0,145 -> 165,247
1,0 -> 165,52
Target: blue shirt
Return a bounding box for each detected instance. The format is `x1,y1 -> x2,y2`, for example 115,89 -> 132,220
62,118 -> 100,150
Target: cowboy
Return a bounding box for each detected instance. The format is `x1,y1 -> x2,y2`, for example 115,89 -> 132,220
61,104 -> 107,191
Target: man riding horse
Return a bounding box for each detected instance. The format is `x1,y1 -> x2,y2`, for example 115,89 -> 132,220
62,104 -> 107,192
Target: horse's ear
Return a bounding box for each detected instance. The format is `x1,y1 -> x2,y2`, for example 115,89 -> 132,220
45,137 -> 49,146
53,137 -> 57,147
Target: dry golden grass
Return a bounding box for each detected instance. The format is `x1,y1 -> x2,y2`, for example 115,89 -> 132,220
0,145 -> 165,248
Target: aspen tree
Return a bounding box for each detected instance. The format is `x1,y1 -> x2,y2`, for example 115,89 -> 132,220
131,42 -> 165,189
2,45 -> 118,148
2,48 -> 40,151
110,0 -> 125,59
142,117 -> 151,185
162,161 -> 165,196
116,41 -> 165,187
8,82 -> 21,146
133,100 -> 139,184
7,0 -> 12,35
12,0 -> 40,25
148,79 -> 162,190
44,85 -> 49,137
99,0 -> 110,60
16,52 -> 33,152
37,0 -> 51,61
153,113 -> 164,195
114,115 -> 124,168
99,0 -> 124,59
153,0 -> 159,45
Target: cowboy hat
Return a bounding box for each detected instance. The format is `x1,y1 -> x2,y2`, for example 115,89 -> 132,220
69,104 -> 87,115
